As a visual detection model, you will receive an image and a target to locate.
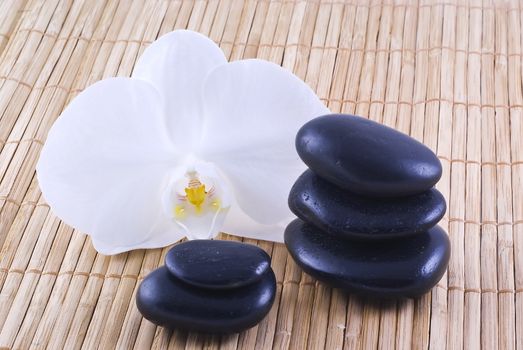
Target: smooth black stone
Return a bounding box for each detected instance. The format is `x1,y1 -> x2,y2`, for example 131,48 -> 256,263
165,240 -> 271,290
136,266 -> 276,334
284,219 -> 450,298
296,114 -> 442,197
289,170 -> 446,239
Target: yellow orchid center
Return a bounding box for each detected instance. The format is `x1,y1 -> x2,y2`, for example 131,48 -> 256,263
163,164 -> 231,240
185,173 -> 206,209
172,170 -> 223,221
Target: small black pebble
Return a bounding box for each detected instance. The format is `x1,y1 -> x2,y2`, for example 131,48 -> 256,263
165,240 -> 271,289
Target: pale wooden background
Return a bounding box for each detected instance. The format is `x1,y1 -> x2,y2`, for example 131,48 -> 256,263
0,0 -> 522,349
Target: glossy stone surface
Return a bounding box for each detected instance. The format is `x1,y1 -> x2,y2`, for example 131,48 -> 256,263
296,114 -> 442,197
165,240 -> 271,289
136,266 -> 276,334
289,170 -> 446,239
284,219 -> 450,298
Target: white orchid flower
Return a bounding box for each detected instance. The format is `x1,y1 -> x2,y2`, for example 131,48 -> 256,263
36,30 -> 329,255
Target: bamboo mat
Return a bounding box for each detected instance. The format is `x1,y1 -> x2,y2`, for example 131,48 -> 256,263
0,0 -> 521,349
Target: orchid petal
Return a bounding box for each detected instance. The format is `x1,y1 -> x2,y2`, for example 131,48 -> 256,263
37,78 -> 183,255
199,60 -> 330,240
222,201 -> 288,243
132,30 -> 227,152
91,207 -> 184,255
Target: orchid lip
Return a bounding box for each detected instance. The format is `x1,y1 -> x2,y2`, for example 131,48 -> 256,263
162,161 -> 231,240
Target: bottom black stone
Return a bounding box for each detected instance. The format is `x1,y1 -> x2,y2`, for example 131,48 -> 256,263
284,219 -> 450,298
136,266 -> 276,334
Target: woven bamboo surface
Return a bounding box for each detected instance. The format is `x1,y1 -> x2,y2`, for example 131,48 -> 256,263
0,0 -> 521,349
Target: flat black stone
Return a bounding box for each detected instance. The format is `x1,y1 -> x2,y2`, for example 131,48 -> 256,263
289,170 -> 446,239
284,219 -> 450,298
136,266 -> 276,334
165,240 -> 271,289
296,114 -> 442,197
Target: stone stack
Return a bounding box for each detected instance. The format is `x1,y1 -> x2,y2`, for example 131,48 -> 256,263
137,240 -> 276,333
285,114 -> 451,298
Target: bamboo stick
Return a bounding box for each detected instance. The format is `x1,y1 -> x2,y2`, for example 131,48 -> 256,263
410,0 -> 430,144
462,2 -> 482,348
509,3 -> 523,350
431,5 -> 455,349
494,5 -> 516,350
481,1 -> 499,349
446,2 -> 467,349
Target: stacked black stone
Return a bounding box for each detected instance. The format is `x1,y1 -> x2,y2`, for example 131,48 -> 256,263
285,114 -> 451,298
136,240 -> 276,333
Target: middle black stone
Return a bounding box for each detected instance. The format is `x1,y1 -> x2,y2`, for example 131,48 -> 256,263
289,170 -> 446,239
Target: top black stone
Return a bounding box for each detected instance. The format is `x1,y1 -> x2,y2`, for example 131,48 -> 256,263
296,114 -> 442,197
165,240 -> 271,290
